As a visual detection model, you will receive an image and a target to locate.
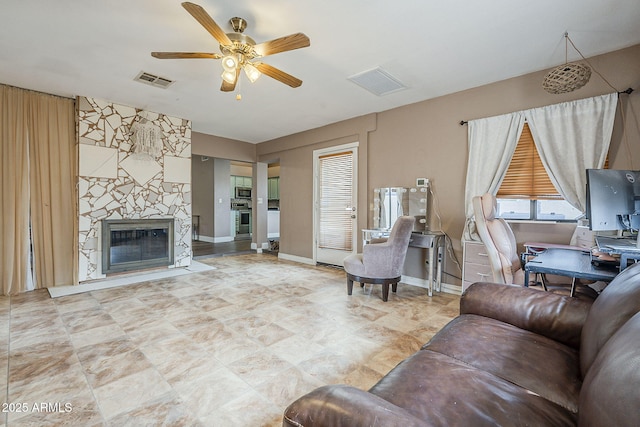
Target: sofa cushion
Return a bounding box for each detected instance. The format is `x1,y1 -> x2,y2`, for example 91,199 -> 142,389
424,314 -> 582,413
578,312 -> 640,426
369,349 -> 576,426
580,262 -> 640,376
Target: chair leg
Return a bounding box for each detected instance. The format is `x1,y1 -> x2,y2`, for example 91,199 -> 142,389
347,277 -> 354,296
392,283 -> 398,293
382,283 -> 389,302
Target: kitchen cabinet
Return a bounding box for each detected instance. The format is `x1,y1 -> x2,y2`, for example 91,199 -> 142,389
268,210 -> 280,238
462,240 -> 492,292
268,177 -> 280,200
230,212 -> 237,237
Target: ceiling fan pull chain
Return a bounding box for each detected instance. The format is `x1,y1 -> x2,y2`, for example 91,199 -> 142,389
236,76 -> 242,101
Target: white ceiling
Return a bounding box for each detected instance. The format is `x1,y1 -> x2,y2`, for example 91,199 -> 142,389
2,0 -> 640,143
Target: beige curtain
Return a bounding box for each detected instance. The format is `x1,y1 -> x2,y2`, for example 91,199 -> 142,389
0,85 -> 77,295
28,91 -> 78,289
1,85 -> 31,295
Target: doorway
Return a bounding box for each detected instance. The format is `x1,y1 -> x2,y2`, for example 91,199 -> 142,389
313,142 -> 358,265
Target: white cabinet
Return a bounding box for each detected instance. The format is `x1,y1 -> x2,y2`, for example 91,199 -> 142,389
267,210 -> 280,238
462,240 -> 493,292
573,226 -> 595,249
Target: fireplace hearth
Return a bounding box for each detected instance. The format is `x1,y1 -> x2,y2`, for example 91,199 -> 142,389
102,218 -> 174,274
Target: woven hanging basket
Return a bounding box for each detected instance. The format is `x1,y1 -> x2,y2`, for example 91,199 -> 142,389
542,62 -> 592,94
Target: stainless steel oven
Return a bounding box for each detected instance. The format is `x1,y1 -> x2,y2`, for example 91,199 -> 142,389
238,210 -> 251,234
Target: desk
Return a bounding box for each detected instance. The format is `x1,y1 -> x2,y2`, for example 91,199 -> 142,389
595,236 -> 640,272
524,248 -> 617,296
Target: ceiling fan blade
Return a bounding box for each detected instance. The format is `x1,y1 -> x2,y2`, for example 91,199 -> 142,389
253,33 -> 310,57
254,63 -> 303,88
220,68 -> 241,92
151,52 -> 222,59
182,2 -> 232,46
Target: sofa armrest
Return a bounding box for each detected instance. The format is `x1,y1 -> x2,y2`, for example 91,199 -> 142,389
283,385 -> 429,427
460,282 -> 593,349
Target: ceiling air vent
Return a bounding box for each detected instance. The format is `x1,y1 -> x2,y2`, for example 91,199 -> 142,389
134,71 -> 175,89
348,67 -> 407,96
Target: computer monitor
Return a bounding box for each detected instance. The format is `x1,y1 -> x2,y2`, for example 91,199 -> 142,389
586,169 -> 640,244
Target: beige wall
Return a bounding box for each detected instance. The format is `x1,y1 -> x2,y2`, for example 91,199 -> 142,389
191,132 -> 255,162
255,44 -> 640,284
256,115 -> 376,259
191,155 -> 214,238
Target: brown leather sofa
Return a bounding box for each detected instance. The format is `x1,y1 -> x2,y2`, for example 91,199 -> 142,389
283,262 -> 640,426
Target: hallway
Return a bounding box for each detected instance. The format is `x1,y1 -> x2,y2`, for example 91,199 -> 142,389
192,239 -> 253,258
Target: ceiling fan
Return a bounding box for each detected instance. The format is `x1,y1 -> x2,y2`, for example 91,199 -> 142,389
151,2 -> 310,94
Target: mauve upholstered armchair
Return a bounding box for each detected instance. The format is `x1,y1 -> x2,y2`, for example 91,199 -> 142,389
343,216 -> 415,301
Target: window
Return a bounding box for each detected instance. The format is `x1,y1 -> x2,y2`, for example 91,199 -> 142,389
496,123 -> 584,221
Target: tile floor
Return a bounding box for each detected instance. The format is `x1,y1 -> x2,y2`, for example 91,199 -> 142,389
0,254 -> 460,426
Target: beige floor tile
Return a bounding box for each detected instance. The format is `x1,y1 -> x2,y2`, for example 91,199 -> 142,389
3,254 -> 459,425
92,368 -> 173,418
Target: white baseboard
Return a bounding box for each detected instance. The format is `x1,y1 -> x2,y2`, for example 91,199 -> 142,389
251,242 -> 270,250
197,235 -> 235,243
267,233 -> 280,239
401,275 -> 462,296
278,252 -> 316,265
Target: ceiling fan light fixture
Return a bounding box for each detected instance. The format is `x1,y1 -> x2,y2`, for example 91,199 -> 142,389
152,4 -> 310,94
243,63 -> 261,83
221,69 -> 237,84
222,54 -> 239,72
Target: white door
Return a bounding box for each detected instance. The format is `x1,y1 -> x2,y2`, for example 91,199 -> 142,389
313,143 -> 358,265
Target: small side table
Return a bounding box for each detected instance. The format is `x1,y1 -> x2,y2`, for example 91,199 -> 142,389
410,231 -> 446,297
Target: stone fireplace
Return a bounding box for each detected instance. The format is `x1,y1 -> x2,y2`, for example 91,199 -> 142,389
102,219 -> 174,274
77,96 -> 192,282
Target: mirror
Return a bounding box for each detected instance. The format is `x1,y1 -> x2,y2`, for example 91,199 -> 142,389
374,186 -> 428,232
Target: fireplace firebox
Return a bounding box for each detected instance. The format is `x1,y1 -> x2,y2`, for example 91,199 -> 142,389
102,219 -> 174,274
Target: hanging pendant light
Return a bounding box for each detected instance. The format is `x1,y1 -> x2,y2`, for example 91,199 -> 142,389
542,32 -> 591,94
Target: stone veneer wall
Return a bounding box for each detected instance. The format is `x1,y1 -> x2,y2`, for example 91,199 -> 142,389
77,96 -> 192,282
